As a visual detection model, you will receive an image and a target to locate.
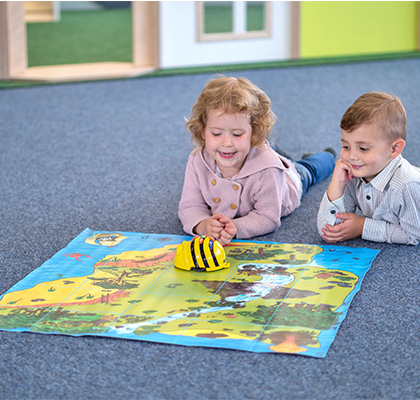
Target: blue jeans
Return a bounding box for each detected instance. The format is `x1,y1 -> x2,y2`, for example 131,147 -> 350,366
292,152 -> 336,195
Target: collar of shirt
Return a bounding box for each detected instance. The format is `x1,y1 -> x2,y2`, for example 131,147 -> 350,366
215,163 -> 222,177
356,155 -> 403,192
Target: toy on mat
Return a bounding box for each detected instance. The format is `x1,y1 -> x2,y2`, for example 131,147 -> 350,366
174,235 -> 230,272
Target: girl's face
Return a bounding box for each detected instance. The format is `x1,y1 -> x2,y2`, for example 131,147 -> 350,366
203,109 -> 253,178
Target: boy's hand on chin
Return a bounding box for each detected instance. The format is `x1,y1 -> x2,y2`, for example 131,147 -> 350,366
327,159 -> 354,201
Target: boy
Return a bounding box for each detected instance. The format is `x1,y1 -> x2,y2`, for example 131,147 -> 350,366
318,92 -> 420,245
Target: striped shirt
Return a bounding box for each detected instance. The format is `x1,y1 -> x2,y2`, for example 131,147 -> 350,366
317,155 -> 420,245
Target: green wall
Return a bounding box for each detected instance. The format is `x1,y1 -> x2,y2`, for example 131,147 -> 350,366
300,1 -> 418,58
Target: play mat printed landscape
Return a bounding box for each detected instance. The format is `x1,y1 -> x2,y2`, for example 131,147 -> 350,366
0,229 -> 380,358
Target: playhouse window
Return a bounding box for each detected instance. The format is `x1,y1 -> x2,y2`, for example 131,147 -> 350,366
197,1 -> 271,41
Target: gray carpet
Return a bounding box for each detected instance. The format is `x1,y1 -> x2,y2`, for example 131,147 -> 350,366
1,58 -> 419,399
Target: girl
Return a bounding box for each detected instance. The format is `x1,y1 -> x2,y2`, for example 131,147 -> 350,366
179,76 -> 335,245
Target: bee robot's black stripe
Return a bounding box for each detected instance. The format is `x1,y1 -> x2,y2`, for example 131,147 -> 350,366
190,239 -> 205,272
199,240 -> 211,270
208,240 -> 220,267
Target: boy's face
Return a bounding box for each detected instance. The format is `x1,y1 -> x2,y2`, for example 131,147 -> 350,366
340,123 -> 397,182
203,109 -> 252,178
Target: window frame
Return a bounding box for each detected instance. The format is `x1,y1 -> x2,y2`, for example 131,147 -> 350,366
196,1 -> 272,42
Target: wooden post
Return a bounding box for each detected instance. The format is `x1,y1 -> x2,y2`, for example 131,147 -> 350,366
132,1 -> 159,68
0,2 -> 27,79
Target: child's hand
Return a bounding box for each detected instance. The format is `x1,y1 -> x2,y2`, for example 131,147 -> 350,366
214,214 -> 237,246
194,214 -> 237,246
327,159 -> 355,201
194,215 -> 225,239
321,212 -> 365,243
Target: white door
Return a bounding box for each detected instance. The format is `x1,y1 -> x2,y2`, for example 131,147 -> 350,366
159,1 -> 293,69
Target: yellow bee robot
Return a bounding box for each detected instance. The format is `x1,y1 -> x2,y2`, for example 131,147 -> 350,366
174,235 -> 230,272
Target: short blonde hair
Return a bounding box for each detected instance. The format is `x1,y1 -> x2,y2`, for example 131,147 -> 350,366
185,76 -> 275,148
340,92 -> 406,142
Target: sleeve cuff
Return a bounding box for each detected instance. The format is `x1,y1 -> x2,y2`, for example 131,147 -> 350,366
321,192 -> 347,226
362,218 -> 387,242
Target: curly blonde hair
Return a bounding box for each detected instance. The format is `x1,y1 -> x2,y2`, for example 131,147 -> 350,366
185,76 -> 276,148
340,92 -> 406,142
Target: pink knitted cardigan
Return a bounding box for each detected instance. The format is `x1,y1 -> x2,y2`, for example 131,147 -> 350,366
178,142 -> 302,239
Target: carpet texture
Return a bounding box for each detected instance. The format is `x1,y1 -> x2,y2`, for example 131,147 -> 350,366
1,58 -> 419,399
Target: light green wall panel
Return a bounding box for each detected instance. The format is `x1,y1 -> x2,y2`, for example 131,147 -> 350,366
301,1 -> 418,58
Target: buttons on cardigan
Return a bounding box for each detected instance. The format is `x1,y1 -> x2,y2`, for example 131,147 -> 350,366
366,195 -> 371,200
330,210 -> 336,214
210,182 -> 240,208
